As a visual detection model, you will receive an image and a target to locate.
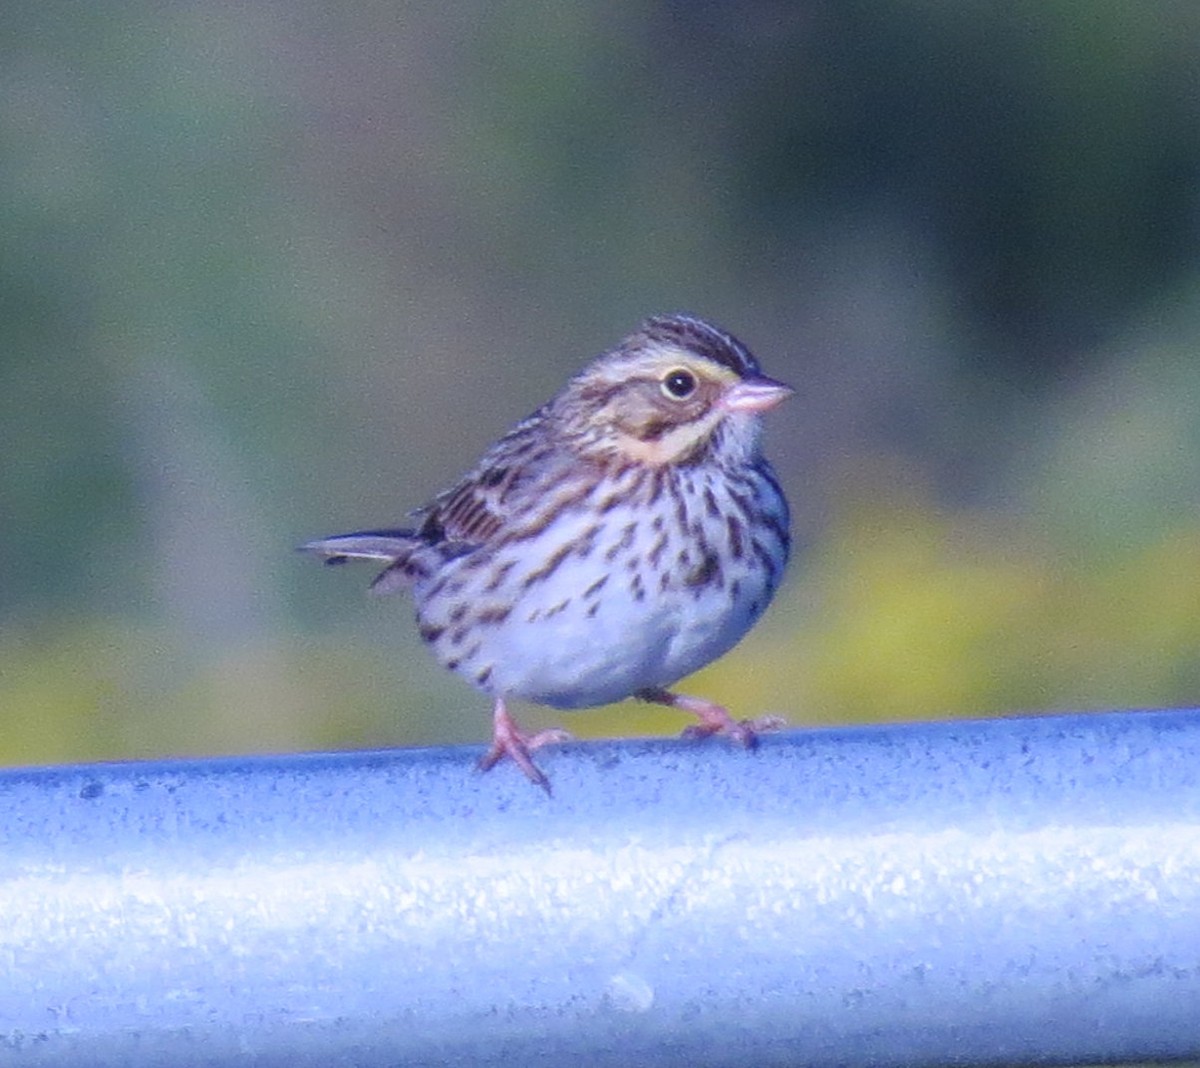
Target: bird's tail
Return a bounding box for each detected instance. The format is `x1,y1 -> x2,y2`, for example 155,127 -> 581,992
297,529 -> 422,595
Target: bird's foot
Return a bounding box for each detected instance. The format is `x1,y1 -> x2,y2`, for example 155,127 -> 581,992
478,697 -> 572,793
637,688 -> 786,748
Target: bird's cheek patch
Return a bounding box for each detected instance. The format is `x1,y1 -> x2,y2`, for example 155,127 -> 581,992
615,414 -> 722,466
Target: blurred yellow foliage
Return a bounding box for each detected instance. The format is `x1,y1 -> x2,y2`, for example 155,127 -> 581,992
5,482 -> 1200,765
735,490 -> 1200,729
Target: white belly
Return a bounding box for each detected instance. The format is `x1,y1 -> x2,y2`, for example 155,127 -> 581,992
482,554 -> 768,707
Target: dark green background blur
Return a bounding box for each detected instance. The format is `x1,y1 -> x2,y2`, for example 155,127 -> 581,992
4,1 -> 1200,765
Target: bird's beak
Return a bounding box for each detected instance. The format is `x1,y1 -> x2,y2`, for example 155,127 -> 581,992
721,375 -> 794,413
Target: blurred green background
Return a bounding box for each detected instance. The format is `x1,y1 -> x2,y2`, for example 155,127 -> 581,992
4,1 -> 1200,766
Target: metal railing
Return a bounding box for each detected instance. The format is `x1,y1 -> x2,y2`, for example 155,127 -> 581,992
2,709 -> 1199,1066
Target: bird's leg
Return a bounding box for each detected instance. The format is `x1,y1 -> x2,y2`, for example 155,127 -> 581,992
478,696 -> 572,793
636,687 -> 786,747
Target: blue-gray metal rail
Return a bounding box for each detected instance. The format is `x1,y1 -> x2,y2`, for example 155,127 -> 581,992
2,709 -> 1199,1067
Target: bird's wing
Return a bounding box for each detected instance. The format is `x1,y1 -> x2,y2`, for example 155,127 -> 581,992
412,409 -> 562,547
300,408 -> 568,597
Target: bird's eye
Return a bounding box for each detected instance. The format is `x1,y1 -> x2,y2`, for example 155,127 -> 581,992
661,368 -> 697,400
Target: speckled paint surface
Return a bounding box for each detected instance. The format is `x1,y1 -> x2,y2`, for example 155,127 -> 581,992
1,710 -> 1199,1066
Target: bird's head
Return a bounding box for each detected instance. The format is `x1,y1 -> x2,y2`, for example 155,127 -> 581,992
554,314 -> 792,468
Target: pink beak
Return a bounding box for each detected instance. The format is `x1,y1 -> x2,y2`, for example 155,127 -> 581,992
721,374 -> 794,413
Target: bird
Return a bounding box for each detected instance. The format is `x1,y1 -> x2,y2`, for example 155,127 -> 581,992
300,314 -> 792,791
